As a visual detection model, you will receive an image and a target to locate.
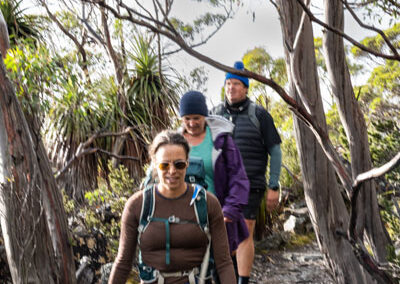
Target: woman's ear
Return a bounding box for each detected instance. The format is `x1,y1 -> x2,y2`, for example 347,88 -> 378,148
150,160 -> 157,178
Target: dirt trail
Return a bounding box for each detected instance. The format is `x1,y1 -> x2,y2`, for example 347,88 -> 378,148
251,240 -> 334,284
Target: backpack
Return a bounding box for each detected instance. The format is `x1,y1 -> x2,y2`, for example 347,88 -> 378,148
137,184 -> 214,284
142,156 -> 208,190
213,101 -> 260,133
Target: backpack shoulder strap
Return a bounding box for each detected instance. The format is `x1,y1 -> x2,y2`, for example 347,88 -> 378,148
248,101 -> 260,131
191,184 -> 214,282
138,184 -> 155,235
212,103 -> 226,116
191,184 -> 208,232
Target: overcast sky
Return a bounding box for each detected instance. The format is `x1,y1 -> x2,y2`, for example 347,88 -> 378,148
169,0 -> 284,107
167,0 -> 385,107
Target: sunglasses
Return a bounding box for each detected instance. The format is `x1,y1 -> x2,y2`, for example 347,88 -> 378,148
157,160 -> 188,171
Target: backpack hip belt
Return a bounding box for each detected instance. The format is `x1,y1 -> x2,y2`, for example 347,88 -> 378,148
157,267 -> 200,284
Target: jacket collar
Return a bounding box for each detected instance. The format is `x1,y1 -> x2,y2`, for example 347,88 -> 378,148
225,97 -> 250,113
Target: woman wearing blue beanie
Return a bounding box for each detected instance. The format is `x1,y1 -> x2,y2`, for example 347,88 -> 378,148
179,90 -> 250,282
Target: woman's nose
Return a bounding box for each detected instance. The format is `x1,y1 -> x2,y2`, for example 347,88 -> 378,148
168,164 -> 177,173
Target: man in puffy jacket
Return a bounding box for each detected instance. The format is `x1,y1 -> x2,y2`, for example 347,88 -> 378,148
211,61 -> 282,284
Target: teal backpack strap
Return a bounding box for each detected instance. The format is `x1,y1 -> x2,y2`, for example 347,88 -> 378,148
137,185 -> 158,282
138,184 -> 156,236
191,185 -> 213,284
191,185 -> 208,232
149,215 -> 191,265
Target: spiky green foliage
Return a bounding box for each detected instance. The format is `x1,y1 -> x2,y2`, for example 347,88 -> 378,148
0,0 -> 41,46
126,36 -> 179,135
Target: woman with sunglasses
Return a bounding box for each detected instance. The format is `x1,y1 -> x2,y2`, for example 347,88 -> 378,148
179,91 -> 250,275
108,130 -> 235,284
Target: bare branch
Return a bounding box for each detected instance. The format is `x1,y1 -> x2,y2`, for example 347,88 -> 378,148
294,0 -> 400,61
344,152 -> 400,283
153,0 -> 164,86
341,0 -> 399,57
289,0 -> 315,114
54,127 -> 140,180
282,164 -> 303,186
117,0 -> 177,35
353,151 -> 400,189
135,0 -> 157,21
80,2 -> 107,46
162,15 -> 230,56
101,7 -> 124,84
39,0 -> 91,80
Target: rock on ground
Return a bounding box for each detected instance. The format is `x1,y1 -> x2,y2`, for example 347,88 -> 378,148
251,241 -> 334,284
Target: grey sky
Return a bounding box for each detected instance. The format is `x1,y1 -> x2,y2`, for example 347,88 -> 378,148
170,0 -> 284,106
169,0 -> 385,107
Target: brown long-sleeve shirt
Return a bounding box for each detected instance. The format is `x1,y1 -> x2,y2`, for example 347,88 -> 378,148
108,184 -> 235,283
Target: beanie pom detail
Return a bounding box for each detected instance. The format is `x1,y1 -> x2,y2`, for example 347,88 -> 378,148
225,61 -> 249,87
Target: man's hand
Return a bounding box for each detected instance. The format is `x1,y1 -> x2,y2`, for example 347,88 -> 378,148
266,189 -> 280,212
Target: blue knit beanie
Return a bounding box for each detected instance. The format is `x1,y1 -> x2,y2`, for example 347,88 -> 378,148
179,91 -> 208,117
225,61 -> 249,87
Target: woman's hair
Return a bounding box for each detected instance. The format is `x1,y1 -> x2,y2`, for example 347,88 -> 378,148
148,130 -> 190,159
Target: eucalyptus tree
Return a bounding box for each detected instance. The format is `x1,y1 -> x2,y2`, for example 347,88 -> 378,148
276,1 -> 375,282
352,23 -> 400,180
323,0 -> 393,264
0,9 -> 76,283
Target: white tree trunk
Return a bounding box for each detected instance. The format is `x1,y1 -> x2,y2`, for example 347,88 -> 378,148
323,0 -> 391,262
277,1 -> 373,282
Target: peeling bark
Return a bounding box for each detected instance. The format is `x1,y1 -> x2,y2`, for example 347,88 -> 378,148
323,0 -> 391,262
277,1 -> 373,282
0,12 -> 76,283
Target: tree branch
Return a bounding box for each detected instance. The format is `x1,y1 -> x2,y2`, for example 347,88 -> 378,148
353,151 -> 400,189
289,0 -> 316,114
101,7 -> 124,84
294,0 -> 400,61
341,0 -> 399,57
54,127 -> 140,180
39,0 -> 92,80
344,152 -> 400,283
